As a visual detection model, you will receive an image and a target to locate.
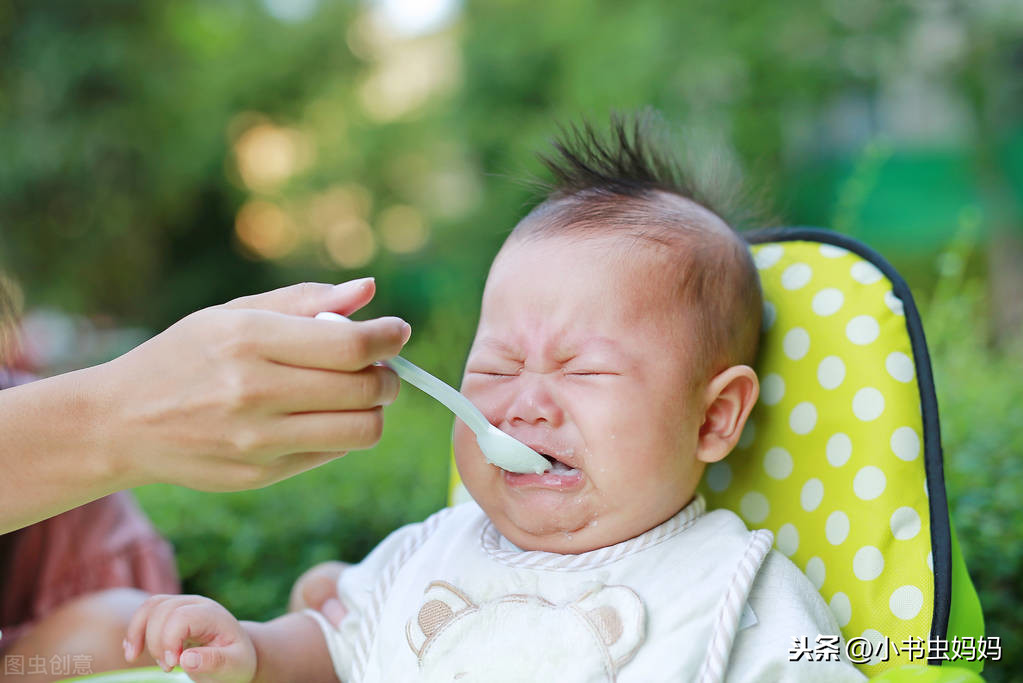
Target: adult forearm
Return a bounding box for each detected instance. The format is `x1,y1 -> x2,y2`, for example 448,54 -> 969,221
0,365 -> 131,533
0,280 -> 410,534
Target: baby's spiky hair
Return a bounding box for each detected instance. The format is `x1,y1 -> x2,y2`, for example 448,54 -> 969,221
538,111 -> 720,210
509,110 -> 763,378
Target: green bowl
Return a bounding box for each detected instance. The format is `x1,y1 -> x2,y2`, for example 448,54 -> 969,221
58,667 -> 191,682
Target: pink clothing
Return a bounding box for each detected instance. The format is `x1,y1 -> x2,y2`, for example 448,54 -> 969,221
0,368 -> 179,652
0,491 -> 179,651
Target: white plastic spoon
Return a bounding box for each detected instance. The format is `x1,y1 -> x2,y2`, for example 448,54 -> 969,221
315,311 -> 549,474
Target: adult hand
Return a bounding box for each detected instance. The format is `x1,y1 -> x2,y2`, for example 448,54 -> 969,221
0,278 -> 410,532
94,278 -> 410,491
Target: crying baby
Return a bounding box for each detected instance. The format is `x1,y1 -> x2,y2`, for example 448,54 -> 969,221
124,114 -> 865,682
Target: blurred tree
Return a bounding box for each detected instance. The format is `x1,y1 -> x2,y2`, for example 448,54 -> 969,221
0,0 -> 367,327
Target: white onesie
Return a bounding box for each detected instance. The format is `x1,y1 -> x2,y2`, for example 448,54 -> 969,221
307,496 -> 865,682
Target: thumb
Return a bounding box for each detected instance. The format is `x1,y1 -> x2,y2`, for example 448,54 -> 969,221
218,278 -> 376,317
322,598 -> 348,628
301,573 -> 341,611
179,646 -> 228,676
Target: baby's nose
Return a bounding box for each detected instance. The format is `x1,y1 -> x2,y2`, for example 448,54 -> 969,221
506,374 -> 563,426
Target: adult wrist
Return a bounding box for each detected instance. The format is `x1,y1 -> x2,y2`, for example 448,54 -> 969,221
74,362 -> 146,491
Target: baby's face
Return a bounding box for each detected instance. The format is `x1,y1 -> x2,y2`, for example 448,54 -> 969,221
454,233 -> 710,553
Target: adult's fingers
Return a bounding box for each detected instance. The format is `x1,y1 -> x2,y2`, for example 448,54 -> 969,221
258,451 -> 349,487
260,364 -> 400,413
264,408 -> 386,455
255,313 -> 411,371
218,278 -> 376,317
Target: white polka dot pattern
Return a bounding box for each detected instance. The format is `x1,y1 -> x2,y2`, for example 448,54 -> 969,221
890,507 -> 921,540
760,373 -> 785,405
783,327 -> 810,360
806,556 -> 826,589
889,585 -> 924,620
764,447 -> 794,479
812,288 -> 844,316
789,402 -> 817,434
826,511 -> 850,545
830,592 -> 852,627
817,356 -> 846,389
781,263 -> 813,290
801,478 -> 824,511
740,491 -> 769,523
853,546 -> 884,580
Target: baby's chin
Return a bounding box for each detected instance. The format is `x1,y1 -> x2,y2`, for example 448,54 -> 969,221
490,508 -> 627,555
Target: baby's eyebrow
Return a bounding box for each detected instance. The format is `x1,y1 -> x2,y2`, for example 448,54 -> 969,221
554,336 -> 635,366
575,336 -> 626,356
473,336 -> 523,358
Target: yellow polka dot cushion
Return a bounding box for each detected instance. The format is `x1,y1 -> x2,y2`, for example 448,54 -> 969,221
700,228 -> 983,677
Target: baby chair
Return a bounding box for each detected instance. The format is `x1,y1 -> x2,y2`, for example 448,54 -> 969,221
446,227 -> 988,682
61,228 -> 986,682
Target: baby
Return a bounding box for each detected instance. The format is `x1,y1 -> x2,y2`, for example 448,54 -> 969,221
124,115 -> 864,682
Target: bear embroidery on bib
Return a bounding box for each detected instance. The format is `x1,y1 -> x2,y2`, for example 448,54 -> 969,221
406,581 -> 646,682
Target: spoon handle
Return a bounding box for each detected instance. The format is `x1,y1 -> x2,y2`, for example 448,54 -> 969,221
314,312 -> 491,436
383,356 -> 490,436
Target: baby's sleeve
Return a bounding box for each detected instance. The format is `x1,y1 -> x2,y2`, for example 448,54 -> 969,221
303,520 -> 425,683
725,550 -> 868,682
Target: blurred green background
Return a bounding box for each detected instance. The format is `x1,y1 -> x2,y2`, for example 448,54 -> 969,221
1,0 -> 1021,679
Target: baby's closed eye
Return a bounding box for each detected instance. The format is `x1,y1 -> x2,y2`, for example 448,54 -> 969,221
562,365 -> 621,377
467,367 -> 520,377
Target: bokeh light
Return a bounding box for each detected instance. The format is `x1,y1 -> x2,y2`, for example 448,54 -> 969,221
325,217 -> 377,268
372,0 -> 459,38
305,185 -> 373,235
378,204 -> 429,253
357,33 -> 461,122
234,201 -> 299,260
233,122 -> 314,193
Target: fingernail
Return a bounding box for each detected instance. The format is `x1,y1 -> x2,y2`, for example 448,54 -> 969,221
400,321 -> 412,344
164,650 -> 177,669
122,639 -> 133,661
323,597 -> 348,627
335,277 -> 374,290
181,651 -> 200,669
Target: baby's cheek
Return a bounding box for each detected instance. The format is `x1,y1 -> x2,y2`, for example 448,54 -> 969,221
452,422 -> 489,486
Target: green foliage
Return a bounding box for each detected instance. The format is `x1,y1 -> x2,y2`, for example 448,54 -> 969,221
923,246 -> 1023,683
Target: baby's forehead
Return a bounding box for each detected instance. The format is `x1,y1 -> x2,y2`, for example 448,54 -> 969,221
482,234 -> 693,335
519,190 -> 732,241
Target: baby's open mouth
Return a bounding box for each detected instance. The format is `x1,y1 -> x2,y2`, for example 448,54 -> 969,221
540,453 -> 580,475
502,447 -> 584,490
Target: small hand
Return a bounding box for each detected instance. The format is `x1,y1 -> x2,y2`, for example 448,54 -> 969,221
288,561 -> 349,627
124,594 -> 256,683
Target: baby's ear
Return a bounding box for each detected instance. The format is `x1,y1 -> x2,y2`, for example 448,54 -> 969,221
572,585 -> 646,670
696,365 -> 758,464
406,581 -> 476,659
